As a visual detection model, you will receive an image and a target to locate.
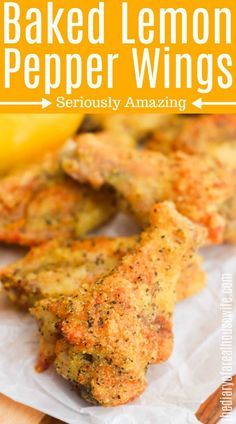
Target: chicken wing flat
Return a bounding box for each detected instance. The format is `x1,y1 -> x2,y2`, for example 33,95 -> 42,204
63,133 -> 235,244
31,202 -> 206,406
0,237 -> 135,308
0,154 -> 115,246
0,235 -> 205,309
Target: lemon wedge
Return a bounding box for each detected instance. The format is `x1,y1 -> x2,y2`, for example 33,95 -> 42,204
0,114 -> 83,174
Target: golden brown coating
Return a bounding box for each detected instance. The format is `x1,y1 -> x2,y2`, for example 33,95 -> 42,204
80,114 -> 172,144
175,116 -> 236,241
63,133 -> 235,244
0,235 -> 205,309
79,126 -> 137,148
0,237 -> 136,308
0,154 -> 115,246
147,115 -> 236,155
148,115 -> 236,181
176,254 -> 205,301
146,115 -> 190,154
220,196 -> 236,243
31,202 -> 206,406
148,115 -> 236,242
174,114 -> 236,155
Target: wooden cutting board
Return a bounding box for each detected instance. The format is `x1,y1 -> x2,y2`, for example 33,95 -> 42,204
0,376 -> 235,424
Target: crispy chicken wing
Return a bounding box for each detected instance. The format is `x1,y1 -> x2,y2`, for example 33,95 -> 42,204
168,115 -> 236,243
31,202 -> 206,406
0,237 -> 135,308
173,114 -> 236,156
148,115 -> 236,177
63,134 -> 235,244
0,154 -> 115,246
80,114 -> 172,144
148,115 -> 236,242
147,115 -> 236,155
0,235 -> 205,309
145,115 -> 190,154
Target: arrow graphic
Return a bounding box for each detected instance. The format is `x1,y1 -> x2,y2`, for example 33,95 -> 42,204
193,98 -> 236,110
0,98 -> 51,110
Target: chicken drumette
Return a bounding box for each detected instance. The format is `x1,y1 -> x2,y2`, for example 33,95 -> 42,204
31,202 -> 206,406
1,236 -> 205,309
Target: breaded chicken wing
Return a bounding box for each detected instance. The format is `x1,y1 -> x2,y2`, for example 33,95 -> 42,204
80,114 -> 172,144
148,115 -> 236,242
148,114 -> 236,176
0,237 -> 135,308
0,235 -> 205,309
0,154 -> 115,246
31,202 -> 206,406
147,115 -> 236,155
174,114 -> 236,156
169,115 -> 236,243
63,134 -> 235,244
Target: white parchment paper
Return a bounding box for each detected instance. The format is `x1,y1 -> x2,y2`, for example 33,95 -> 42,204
0,214 -> 235,424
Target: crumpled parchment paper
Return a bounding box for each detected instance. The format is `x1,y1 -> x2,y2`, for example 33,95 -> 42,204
0,213 -> 235,424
